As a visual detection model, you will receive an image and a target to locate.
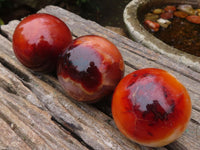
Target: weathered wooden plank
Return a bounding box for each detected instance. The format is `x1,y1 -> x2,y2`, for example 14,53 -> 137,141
0,36 -> 141,149
0,64 -> 89,150
1,25 -> 200,124
37,6 -> 200,113
1,9 -> 200,112
0,91 -> 88,150
2,9 -> 200,82
0,5 -> 199,150
2,9 -> 200,111
1,33 -> 197,150
38,6 -> 200,78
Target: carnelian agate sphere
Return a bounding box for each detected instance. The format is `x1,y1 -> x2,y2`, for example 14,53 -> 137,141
112,68 -> 191,147
57,35 -> 124,102
13,13 -> 72,73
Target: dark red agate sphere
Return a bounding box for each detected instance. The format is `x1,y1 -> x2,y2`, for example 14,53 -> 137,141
13,13 -> 72,73
112,68 -> 191,147
57,35 -> 124,102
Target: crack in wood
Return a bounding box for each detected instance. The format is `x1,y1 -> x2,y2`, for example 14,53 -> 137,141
51,116 -> 94,150
124,60 -> 139,70
0,26 -> 9,39
191,118 -> 200,126
192,106 -> 200,113
0,77 -> 18,95
0,57 -> 30,83
165,141 -> 188,150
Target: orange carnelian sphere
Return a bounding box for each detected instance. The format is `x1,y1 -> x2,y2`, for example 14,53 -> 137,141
13,13 -> 72,73
112,68 -> 191,147
57,35 -> 124,102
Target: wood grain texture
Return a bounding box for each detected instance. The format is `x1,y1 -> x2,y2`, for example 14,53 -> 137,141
0,5 -> 199,150
0,63 -> 88,150
0,35 -> 140,150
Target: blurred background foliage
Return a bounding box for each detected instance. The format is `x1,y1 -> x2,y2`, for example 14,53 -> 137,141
0,0 -> 130,28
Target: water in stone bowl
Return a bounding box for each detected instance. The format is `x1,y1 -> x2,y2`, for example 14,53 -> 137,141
124,0 -> 200,72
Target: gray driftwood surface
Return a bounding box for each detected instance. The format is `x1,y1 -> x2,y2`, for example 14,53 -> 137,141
0,5 -> 199,150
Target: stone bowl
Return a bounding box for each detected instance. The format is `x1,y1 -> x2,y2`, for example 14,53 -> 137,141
124,0 -> 200,72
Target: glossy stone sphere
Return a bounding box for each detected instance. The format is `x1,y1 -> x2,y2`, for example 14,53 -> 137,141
57,35 -> 124,102
112,68 -> 191,147
13,13 -> 72,73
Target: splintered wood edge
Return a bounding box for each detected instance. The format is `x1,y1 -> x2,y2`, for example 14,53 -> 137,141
0,5 -> 199,150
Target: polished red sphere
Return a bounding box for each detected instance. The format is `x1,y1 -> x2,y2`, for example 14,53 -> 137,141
57,35 -> 124,102
112,68 -> 191,147
13,13 -> 72,73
